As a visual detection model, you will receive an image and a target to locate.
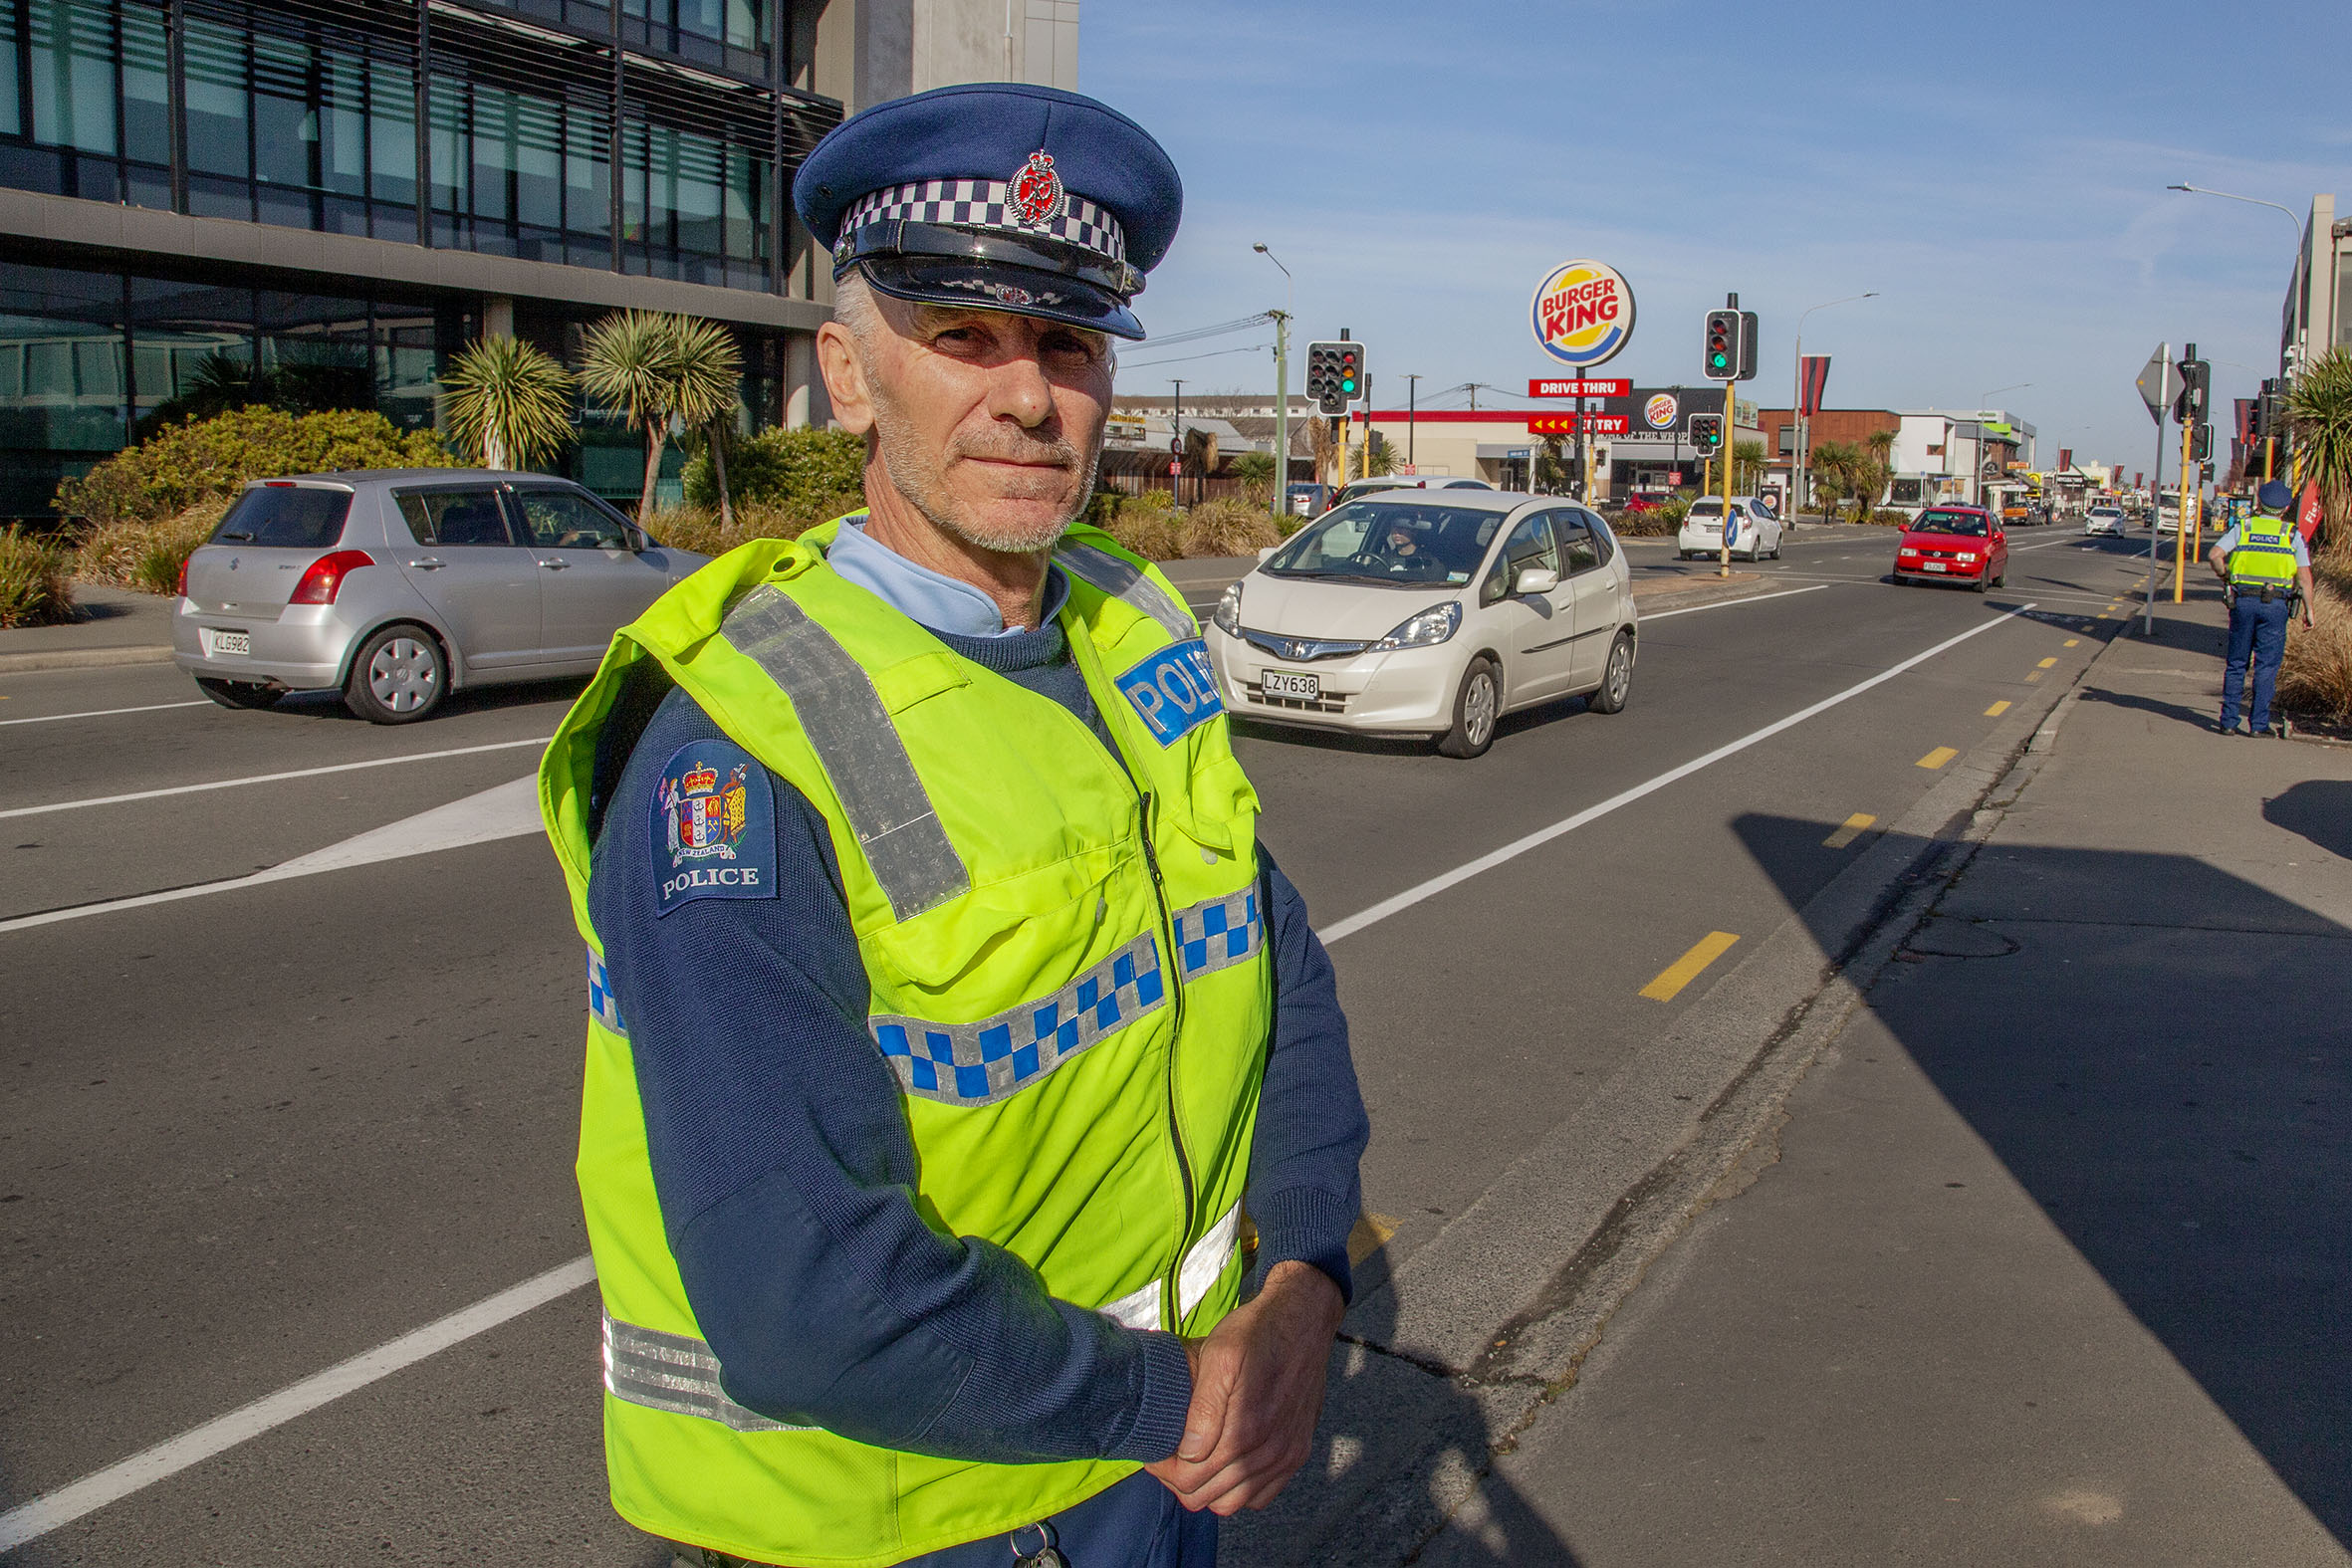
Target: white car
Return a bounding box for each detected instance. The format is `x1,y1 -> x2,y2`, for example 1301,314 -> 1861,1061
1677,496 -> 1783,560
2083,506 -> 2125,537
1206,492 -> 1637,759
1331,476 -> 1495,507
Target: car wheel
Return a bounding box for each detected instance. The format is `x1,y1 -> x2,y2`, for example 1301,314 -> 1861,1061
195,677 -> 281,711
1437,657 -> 1500,759
345,624 -> 446,724
1588,631 -> 1635,714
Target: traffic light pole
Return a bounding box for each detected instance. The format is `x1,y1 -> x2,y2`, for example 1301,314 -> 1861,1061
1719,293 -> 1738,577
2175,410 -> 2195,602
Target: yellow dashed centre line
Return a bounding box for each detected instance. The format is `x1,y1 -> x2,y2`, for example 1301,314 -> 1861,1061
2037,657 -> 2057,668
1640,932 -> 1742,1002
1823,811 -> 1876,849
1918,746 -> 1959,770
1986,700 -> 2012,717
2063,638 -> 2080,648
2026,671 -> 2043,683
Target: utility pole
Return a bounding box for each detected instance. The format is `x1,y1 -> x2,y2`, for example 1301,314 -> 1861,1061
1361,369 -> 1373,482
1405,373 -> 1421,469
1672,383 -> 1683,491
1268,311 -> 1291,522
1170,378 -> 1184,506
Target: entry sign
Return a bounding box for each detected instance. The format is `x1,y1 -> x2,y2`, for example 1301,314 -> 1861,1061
1529,378 -> 1630,397
1528,413 -> 1630,435
2136,344 -> 2178,427
1668,470 -> 1684,485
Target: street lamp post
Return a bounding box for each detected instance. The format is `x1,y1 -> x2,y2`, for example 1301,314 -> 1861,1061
1791,292 -> 1877,524
1404,373 -> 1421,468
2167,184 -> 2309,376
1974,382 -> 2031,507
1253,243 -> 1294,522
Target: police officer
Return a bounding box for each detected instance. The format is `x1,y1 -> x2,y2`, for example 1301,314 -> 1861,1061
538,84 -> 1369,1568
2207,478 -> 2318,736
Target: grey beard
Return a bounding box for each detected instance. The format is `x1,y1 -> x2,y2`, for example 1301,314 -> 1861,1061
870,398 -> 1101,555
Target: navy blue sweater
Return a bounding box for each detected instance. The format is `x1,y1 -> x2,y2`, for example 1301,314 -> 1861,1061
586,570 -> 1367,1464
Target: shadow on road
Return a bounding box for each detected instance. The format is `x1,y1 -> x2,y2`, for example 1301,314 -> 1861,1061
1730,811 -> 2352,1548
1221,1270 -> 1582,1568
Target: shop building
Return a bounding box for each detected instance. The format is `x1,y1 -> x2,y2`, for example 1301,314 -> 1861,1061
0,0 -> 1080,521
1356,388 -> 1760,498
2282,192 -> 2351,376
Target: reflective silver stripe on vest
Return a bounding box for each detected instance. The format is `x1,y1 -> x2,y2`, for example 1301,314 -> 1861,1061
1091,1201 -> 1244,1333
1056,542 -> 1196,638
1171,888 -> 1262,980
722,584 -> 970,922
602,1311 -> 810,1432
871,932 -> 1166,1107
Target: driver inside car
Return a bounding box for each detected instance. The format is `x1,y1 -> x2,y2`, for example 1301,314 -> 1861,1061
1381,518 -> 1444,576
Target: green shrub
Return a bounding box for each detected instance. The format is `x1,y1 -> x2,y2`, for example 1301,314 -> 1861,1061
56,407 -> 454,527
75,498 -> 233,592
0,526 -> 74,625
683,426 -> 865,512
1866,508 -> 1912,527
2280,582 -> 2352,722
1090,489 -> 1186,560
1181,499 -> 1282,558
642,496 -> 864,559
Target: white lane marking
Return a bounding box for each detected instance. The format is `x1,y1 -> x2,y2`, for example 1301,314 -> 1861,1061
0,700 -> 210,728
0,775 -> 545,934
0,736 -> 551,821
1643,584 -> 1828,620
1318,602 -> 2038,947
0,1254 -> 596,1551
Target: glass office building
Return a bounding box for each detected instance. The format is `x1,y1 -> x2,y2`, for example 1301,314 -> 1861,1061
0,0 -> 843,521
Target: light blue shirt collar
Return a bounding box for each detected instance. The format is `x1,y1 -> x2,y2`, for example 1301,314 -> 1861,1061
828,516 -> 1025,638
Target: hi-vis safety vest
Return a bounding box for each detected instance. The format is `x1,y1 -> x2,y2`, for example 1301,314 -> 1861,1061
2229,516 -> 2300,588
539,518 -> 1274,1568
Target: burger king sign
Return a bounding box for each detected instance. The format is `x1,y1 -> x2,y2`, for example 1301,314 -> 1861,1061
1530,259 -> 1635,367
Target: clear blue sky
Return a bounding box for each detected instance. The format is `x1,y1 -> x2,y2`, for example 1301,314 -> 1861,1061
1083,0 -> 2350,477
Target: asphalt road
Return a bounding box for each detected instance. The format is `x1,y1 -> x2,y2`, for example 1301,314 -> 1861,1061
0,522 -> 2166,1563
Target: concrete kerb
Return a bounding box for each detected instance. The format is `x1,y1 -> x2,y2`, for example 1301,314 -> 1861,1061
1289,622 -> 2128,1566
0,645 -> 174,674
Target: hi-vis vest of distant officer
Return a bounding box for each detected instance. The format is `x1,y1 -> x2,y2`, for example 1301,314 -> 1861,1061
2228,516 -> 2300,589
540,517 -> 1273,1568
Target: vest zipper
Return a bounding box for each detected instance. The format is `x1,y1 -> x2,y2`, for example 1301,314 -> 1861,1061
1138,788 -> 1197,1327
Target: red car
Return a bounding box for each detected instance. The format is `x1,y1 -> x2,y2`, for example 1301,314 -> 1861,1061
1893,505 -> 2007,591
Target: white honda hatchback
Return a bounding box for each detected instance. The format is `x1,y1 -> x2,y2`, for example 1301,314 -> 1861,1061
1205,493 -> 1638,759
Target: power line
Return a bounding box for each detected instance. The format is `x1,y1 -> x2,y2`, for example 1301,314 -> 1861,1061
1141,312 -> 1277,349
1119,341 -> 1273,370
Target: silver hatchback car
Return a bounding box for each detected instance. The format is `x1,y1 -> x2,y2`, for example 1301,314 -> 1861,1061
174,469 -> 709,723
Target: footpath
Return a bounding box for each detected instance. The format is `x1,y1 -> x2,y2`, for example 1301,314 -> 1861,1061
0,583 -> 173,673
1216,587 -> 2352,1568
1398,597 -> 2352,1563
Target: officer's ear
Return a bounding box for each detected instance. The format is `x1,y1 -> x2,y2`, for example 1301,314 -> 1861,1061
817,320 -> 876,440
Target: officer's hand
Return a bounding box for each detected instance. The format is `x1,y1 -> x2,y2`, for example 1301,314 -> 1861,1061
1143,1260 -> 1345,1515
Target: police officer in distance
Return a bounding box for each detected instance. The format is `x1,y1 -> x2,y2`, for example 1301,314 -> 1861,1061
2207,478 -> 2318,737
538,83 -> 1368,1568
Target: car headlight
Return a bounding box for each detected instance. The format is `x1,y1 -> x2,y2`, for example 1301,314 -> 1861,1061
1956,552 -> 1979,562
1374,601 -> 1461,651
1212,579 -> 1243,636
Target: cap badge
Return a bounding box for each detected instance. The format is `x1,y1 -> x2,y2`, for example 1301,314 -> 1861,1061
1009,151 -> 1063,229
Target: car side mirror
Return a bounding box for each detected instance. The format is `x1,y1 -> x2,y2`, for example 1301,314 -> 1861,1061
626,527 -> 650,553
1516,566 -> 1559,595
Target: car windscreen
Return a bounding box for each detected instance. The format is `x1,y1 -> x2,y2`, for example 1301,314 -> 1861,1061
210,486 -> 353,548
1912,510 -> 1988,536
1263,502 -> 1504,586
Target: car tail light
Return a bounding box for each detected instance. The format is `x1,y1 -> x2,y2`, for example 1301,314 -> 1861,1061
175,555 -> 190,598
291,549 -> 374,605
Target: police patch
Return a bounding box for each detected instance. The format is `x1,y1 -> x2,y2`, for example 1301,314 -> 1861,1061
1115,638 -> 1224,748
650,740 -> 777,916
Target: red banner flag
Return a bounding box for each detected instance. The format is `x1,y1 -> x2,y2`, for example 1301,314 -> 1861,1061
1798,355 -> 1831,418
2299,480 -> 2323,543
2057,447 -> 2072,472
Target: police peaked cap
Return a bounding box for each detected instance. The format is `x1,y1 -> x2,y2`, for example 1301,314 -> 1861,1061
794,83 -> 1183,340
2258,479 -> 2293,512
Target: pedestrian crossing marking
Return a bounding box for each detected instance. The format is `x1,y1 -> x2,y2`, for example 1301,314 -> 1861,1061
1822,812 -> 1876,849
2037,657 -> 2057,668
1641,932 -> 1742,1002
1917,746 -> 1959,770
1985,700 -> 2011,717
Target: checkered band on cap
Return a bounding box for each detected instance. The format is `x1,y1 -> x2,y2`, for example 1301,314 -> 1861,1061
840,178 -> 1128,263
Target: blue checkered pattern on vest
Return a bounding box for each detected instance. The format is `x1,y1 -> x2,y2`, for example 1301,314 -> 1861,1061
588,950 -> 627,1036
1172,889 -> 1261,980
871,933 -> 1166,1107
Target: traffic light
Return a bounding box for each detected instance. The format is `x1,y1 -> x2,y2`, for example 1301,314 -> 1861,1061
2256,377 -> 2282,440
2192,423 -> 2213,464
1703,311 -> 1739,380
1688,413 -> 1724,451
1305,340 -> 1364,416
1737,310 -> 1760,379
2174,357 -> 2208,425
